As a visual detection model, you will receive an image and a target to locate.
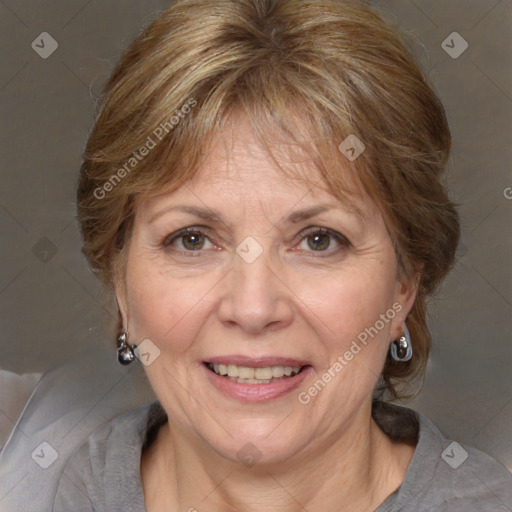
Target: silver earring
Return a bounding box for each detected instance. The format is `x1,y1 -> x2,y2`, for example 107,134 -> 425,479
117,332 -> 136,365
390,323 -> 413,362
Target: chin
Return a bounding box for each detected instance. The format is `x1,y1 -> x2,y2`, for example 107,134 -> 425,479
202,423 -> 311,468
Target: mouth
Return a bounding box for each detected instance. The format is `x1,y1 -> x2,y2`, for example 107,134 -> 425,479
202,358 -> 313,402
204,362 -> 308,384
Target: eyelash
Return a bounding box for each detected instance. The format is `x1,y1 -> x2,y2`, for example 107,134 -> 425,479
161,226 -> 350,257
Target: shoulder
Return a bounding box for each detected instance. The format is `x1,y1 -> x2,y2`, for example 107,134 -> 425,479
54,401 -> 167,512
0,368 -> 42,450
374,402 -> 512,511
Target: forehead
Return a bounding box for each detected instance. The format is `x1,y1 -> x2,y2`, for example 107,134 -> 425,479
135,110 -> 374,223
191,112 -> 324,188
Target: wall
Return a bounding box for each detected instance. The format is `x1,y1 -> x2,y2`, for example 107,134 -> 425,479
1,0 -> 510,469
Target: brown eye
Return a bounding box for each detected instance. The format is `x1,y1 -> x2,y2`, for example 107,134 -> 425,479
296,227 -> 350,255
181,233 -> 206,250
162,228 -> 214,253
306,233 -> 331,251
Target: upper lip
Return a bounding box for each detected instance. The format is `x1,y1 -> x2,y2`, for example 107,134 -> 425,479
204,355 -> 311,368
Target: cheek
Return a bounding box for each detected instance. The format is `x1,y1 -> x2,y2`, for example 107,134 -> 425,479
125,261 -> 219,354
304,261 -> 396,327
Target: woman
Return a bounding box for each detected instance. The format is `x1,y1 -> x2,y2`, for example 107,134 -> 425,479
48,0 -> 512,510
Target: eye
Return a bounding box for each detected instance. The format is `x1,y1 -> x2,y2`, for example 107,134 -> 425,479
162,227 -> 215,253
295,227 -> 350,254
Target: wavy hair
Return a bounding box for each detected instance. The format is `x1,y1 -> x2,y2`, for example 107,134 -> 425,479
76,0 -> 460,400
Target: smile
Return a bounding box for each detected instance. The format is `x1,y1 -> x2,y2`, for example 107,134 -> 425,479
202,357 -> 312,401
205,362 -> 303,383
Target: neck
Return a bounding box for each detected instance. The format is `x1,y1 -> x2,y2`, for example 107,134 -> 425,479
141,402 -> 415,512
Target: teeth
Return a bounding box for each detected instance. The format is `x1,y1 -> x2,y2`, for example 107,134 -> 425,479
239,366 -> 254,379
255,367 -> 272,379
209,363 -> 302,380
272,366 -> 284,378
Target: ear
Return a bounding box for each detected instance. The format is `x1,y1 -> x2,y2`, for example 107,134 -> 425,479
389,272 -> 420,341
111,243 -> 132,332
113,271 -> 129,333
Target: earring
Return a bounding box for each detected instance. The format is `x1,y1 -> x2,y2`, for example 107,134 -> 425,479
390,323 -> 413,362
117,332 -> 136,365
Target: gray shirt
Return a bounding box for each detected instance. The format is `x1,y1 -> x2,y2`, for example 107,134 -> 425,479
53,401 -> 512,512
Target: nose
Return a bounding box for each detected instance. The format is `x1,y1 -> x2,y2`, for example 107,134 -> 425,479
217,243 -> 294,335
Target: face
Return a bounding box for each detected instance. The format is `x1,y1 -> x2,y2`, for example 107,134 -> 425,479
116,113 -> 417,465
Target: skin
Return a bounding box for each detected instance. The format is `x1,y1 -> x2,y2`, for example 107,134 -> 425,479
115,112 -> 418,512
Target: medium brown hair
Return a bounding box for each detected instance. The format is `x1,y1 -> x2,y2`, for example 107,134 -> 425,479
76,0 -> 460,400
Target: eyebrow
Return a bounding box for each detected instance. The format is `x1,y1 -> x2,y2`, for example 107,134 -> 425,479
148,203 -> 364,225
149,205 -> 224,224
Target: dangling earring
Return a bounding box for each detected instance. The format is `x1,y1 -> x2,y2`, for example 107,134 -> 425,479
117,332 -> 136,365
390,323 -> 413,362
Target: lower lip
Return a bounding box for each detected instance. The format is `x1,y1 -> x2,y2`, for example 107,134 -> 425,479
203,364 -> 313,402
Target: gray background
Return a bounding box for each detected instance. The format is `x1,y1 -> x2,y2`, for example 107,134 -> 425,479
0,0 -> 511,469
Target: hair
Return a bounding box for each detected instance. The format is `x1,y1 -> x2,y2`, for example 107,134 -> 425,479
76,0 -> 460,400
